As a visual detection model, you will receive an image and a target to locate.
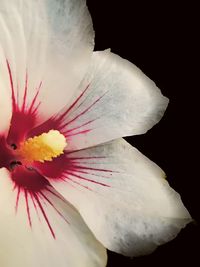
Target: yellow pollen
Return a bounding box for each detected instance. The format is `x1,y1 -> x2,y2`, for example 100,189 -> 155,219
18,130 -> 67,162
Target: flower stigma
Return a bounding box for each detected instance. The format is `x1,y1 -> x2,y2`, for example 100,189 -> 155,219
17,130 -> 67,163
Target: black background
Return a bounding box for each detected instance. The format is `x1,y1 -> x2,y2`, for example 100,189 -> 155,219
87,1 -> 199,267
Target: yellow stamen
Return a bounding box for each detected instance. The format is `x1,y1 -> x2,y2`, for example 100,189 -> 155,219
18,130 -> 67,162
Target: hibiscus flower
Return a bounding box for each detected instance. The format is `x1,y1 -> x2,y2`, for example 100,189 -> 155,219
0,1 -> 191,266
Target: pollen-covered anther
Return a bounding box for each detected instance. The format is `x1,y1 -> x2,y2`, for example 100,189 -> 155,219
18,130 -> 67,163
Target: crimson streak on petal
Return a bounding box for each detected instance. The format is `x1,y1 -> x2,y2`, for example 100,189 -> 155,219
27,84 -> 107,149
34,153 -> 117,191
1,60 -> 112,237
27,84 -> 92,139
6,60 -> 42,145
11,165 -> 69,238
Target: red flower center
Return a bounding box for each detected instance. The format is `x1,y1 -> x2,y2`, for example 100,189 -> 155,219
0,61 -> 110,237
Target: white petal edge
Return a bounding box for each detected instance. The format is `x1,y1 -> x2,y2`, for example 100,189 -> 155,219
0,168 -> 107,267
55,50 -> 169,150
49,139 -> 192,257
0,0 -> 94,122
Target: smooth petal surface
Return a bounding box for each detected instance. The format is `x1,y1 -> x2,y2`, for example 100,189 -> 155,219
48,139 -> 191,256
48,50 -> 169,150
0,0 -> 94,122
0,168 -> 107,267
0,59 -> 12,134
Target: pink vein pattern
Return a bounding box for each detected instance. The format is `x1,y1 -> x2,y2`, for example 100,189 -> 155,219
6,60 -> 42,146
34,152 -> 118,192
28,83 -> 108,150
12,165 -> 70,238
0,60 -> 114,238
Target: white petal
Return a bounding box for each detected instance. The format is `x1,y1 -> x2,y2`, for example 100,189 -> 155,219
0,55 -> 12,134
49,139 -> 191,257
55,50 -> 168,150
0,0 -> 94,121
0,168 -> 107,267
